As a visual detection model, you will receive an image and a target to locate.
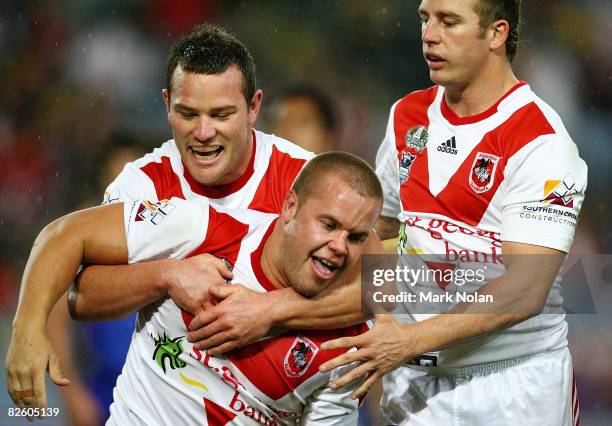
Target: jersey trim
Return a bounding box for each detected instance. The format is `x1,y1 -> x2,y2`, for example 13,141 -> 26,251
440,80 -> 527,125
251,218 -> 279,292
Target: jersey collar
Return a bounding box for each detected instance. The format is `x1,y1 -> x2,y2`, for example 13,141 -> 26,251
440,81 -> 527,125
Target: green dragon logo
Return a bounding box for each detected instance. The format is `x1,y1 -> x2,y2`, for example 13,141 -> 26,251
397,221 -> 408,254
151,333 -> 187,373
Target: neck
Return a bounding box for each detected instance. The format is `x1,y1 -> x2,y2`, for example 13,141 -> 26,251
233,128 -> 255,180
444,61 -> 519,118
260,221 -> 289,290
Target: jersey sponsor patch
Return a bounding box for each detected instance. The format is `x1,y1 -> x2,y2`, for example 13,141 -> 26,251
469,152 -> 500,193
284,336 -> 318,378
135,200 -> 176,225
543,173 -> 580,208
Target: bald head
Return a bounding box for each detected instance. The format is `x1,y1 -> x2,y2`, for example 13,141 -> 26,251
292,151 -> 382,209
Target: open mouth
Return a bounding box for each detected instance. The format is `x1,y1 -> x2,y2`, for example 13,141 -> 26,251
311,256 -> 339,280
425,53 -> 446,67
189,146 -> 224,161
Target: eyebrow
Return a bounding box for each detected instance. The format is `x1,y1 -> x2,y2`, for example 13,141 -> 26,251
173,103 -> 237,114
321,214 -> 370,240
418,8 -> 464,20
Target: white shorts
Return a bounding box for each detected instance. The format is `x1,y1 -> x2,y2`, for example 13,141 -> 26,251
381,347 -> 579,426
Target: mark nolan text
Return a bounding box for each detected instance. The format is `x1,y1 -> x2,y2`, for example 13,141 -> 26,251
372,291 -> 493,304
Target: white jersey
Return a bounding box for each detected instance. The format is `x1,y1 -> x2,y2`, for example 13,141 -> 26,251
109,198 -> 367,425
375,82 -> 588,366
103,129 -> 313,212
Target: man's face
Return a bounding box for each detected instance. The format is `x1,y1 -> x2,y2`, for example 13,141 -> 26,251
163,65 -> 262,186
419,0 -> 492,89
270,97 -> 333,153
280,180 -> 381,297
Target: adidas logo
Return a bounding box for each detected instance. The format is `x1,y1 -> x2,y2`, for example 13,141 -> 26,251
437,136 -> 458,155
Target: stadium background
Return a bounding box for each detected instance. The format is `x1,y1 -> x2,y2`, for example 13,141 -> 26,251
0,0 -> 610,424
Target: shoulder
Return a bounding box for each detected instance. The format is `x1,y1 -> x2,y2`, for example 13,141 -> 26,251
254,130 -> 314,161
393,86 -> 440,115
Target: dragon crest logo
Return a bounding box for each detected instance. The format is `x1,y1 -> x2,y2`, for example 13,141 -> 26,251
284,336 -> 318,378
469,152 -> 500,193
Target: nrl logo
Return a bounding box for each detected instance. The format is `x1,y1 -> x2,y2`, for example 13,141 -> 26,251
284,336 -> 319,378
405,125 -> 429,153
399,151 -> 417,185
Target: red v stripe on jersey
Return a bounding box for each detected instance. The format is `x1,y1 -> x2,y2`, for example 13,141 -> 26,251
181,206 -> 249,328
248,145 -> 307,214
397,93 -> 556,226
140,156 -> 185,200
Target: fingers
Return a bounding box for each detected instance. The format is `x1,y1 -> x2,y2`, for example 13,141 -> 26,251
14,368 -> 36,420
207,340 -> 241,356
320,335 -> 358,352
48,354 -> 70,387
192,329 -> 237,351
208,284 -> 238,300
351,372 -> 380,400
213,257 -> 234,280
188,309 -> 217,331
32,365 -> 47,412
329,359 -> 375,390
6,369 -> 22,407
320,348 -> 367,373
192,254 -> 233,280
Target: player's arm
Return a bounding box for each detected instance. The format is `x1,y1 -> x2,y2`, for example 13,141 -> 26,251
70,166 -> 232,321
320,242 -> 565,398
69,253 -> 231,321
6,203 -> 127,410
186,231 -> 384,355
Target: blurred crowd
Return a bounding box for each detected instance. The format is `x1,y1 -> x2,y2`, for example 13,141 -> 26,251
0,1 -> 610,425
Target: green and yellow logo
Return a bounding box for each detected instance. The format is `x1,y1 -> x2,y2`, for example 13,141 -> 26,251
152,333 -> 187,373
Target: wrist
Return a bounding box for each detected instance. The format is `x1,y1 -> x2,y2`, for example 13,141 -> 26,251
12,315 -> 46,335
158,258 -> 180,296
267,289 -> 292,327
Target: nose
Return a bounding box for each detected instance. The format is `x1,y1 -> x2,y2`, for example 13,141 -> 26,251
328,232 -> 349,257
422,20 -> 440,44
193,117 -> 216,142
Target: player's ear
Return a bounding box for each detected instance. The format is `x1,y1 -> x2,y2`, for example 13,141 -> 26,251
162,89 -> 171,114
280,189 -> 298,223
247,89 -> 263,126
489,19 -> 509,52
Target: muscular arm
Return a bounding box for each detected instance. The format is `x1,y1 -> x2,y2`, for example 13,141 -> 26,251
320,241 -> 565,398
6,204 -> 127,409
70,262 -> 169,321
70,253 -> 232,321
187,231 -> 385,355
